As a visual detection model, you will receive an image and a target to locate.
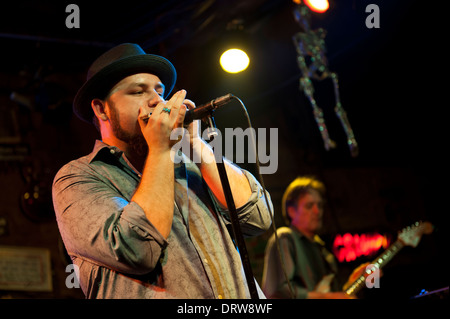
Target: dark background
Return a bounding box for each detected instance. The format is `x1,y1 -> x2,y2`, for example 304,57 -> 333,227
0,0 -> 446,299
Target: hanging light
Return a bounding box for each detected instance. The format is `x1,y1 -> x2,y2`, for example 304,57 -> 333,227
305,0 -> 329,13
218,19 -> 251,74
294,0 -> 329,13
220,48 -> 250,73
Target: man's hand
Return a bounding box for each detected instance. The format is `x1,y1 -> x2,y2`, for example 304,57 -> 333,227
138,89 -> 187,153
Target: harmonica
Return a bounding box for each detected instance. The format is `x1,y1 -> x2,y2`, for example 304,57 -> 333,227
139,113 -> 152,122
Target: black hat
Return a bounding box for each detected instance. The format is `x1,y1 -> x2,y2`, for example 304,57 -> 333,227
73,43 -> 177,123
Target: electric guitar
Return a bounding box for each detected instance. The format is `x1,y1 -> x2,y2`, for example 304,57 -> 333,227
316,221 -> 434,297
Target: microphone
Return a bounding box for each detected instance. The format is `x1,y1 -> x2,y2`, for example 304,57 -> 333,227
184,93 -> 234,125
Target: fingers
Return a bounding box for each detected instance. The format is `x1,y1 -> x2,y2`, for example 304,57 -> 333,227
167,89 -> 186,115
137,107 -> 150,129
181,98 -> 201,140
143,90 -> 186,125
175,104 -> 187,129
155,89 -> 186,122
183,99 -> 196,110
168,90 -> 187,126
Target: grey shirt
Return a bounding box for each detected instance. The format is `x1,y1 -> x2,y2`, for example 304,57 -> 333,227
262,226 -> 339,299
53,140 -> 272,299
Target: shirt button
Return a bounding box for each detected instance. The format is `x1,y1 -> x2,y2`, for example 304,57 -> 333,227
218,295 -> 223,299
204,258 -> 208,264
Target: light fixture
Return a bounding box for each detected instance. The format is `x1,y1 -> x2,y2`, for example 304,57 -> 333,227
294,0 -> 329,13
220,48 -> 250,74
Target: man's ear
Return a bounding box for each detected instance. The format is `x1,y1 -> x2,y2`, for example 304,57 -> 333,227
91,98 -> 108,121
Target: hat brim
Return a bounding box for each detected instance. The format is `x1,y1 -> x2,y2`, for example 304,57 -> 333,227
73,54 -> 177,123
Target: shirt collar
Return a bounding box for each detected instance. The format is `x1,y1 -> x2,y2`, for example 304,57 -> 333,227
87,140 -> 123,163
290,225 -> 307,239
289,225 -> 325,246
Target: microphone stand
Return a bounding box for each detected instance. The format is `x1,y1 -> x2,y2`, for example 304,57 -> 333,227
204,114 -> 259,300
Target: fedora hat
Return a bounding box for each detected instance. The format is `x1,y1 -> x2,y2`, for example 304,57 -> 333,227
73,43 -> 177,123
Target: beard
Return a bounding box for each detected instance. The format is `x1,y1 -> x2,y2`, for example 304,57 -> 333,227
109,104 -> 148,157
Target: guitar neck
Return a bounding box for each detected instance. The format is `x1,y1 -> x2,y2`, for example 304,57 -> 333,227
344,239 -> 405,296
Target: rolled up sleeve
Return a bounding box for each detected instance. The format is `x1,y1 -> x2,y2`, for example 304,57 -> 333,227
208,169 -> 273,236
52,161 -> 168,276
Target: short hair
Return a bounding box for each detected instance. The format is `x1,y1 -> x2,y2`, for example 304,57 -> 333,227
281,176 -> 326,225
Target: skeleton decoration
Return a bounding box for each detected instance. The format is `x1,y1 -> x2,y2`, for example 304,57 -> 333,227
292,3 -> 358,157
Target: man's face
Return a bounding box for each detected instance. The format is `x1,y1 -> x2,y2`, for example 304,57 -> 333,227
104,73 -> 165,155
288,189 -> 324,237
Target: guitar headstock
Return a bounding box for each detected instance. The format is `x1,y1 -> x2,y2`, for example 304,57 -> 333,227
398,221 -> 433,247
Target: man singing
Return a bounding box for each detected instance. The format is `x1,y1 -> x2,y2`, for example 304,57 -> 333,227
52,43 -> 272,299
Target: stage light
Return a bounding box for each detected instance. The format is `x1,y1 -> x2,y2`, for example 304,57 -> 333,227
220,48 -> 250,74
303,0 -> 329,13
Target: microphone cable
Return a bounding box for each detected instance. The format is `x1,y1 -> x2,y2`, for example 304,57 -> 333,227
230,95 -> 296,299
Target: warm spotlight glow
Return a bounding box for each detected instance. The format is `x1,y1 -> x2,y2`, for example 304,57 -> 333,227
304,0 -> 329,13
220,48 -> 250,73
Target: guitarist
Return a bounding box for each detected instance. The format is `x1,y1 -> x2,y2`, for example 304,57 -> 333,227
262,176 -> 364,299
